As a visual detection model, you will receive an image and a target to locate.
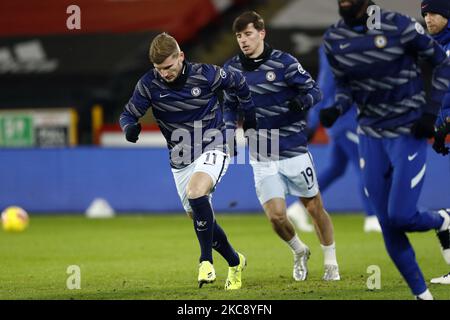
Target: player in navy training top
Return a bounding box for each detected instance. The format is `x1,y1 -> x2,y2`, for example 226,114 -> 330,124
120,33 -> 253,290
320,0 -> 450,300
224,11 -> 340,282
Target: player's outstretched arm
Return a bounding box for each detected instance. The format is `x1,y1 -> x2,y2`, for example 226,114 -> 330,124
212,64 -> 256,130
321,33 -> 354,127
284,53 -> 322,114
119,77 -> 152,143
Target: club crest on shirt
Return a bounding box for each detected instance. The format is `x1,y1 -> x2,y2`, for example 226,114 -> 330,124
191,87 -> 201,97
415,22 -> 425,35
266,71 -> 276,82
297,64 -> 306,75
374,35 -> 388,49
219,68 -> 227,79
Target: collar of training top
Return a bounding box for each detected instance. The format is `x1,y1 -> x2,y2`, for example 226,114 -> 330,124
239,42 -> 273,72
433,21 -> 450,47
162,60 -> 189,91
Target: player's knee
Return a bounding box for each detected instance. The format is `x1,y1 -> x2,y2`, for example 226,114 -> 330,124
186,187 -> 207,200
305,198 -> 323,216
268,211 -> 288,227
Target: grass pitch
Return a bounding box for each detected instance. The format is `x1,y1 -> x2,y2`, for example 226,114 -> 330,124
0,214 -> 449,300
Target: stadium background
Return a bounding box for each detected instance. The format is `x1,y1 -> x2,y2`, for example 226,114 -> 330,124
0,0 -> 448,214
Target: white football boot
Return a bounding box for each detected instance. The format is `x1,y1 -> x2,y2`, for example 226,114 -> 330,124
430,272 -> 450,285
364,215 -> 382,233
293,246 -> 310,281
287,201 -> 314,232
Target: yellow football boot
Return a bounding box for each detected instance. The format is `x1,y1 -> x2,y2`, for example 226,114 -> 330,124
225,252 -> 246,290
198,261 -> 216,288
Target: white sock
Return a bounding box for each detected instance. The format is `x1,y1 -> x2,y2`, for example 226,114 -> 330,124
286,235 -> 307,255
416,289 -> 433,300
439,210 -> 450,232
321,242 -> 338,265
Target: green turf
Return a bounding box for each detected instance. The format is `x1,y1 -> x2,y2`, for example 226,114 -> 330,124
0,214 -> 449,300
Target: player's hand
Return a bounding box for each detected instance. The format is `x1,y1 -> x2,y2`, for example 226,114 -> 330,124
125,123 -> 141,143
287,98 -> 305,113
243,111 -> 257,132
319,106 -> 341,128
411,113 -> 436,139
432,123 -> 449,156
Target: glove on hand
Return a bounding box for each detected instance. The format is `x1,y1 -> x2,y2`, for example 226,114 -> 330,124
432,123 -> 449,156
243,111 -> 257,132
125,123 -> 141,143
411,113 -> 436,139
319,106 -> 341,128
287,98 -> 305,113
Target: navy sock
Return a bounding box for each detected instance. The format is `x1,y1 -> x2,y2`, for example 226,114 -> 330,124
213,222 -> 240,267
188,196 -> 214,264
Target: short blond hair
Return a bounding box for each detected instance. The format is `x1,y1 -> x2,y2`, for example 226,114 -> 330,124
149,32 -> 180,64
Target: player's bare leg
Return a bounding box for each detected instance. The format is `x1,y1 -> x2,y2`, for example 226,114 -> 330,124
263,198 -> 310,281
263,198 -> 295,241
301,193 -> 340,280
186,172 -> 214,199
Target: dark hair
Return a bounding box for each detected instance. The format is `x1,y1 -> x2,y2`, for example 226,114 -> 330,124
232,11 -> 265,33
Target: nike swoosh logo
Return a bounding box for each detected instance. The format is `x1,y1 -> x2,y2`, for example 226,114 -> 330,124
340,43 -> 351,50
307,184 -> 315,190
196,228 -> 207,232
421,4 -> 428,9
254,59 -> 263,62
160,93 -> 170,98
408,153 -> 418,161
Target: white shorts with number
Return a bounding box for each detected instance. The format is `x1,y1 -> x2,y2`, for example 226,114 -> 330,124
171,150 -> 229,213
251,152 -> 319,205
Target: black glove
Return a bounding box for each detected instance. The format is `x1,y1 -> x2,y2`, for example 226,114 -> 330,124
287,98 -> 305,113
125,123 -> 141,143
432,123 -> 449,156
411,113 -> 436,139
319,106 -> 341,128
242,111 -> 257,132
